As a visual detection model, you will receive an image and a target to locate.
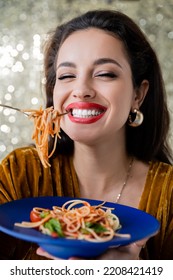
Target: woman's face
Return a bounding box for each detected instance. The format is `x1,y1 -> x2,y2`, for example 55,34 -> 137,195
53,28 -> 138,145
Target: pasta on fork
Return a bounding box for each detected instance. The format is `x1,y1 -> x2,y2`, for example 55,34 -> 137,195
23,106 -> 67,168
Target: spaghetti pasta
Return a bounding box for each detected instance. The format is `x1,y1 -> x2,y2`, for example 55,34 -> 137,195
15,199 -> 130,242
22,106 -> 66,168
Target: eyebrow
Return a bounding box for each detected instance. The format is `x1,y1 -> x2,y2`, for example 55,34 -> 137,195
57,62 -> 76,69
56,58 -> 122,70
93,58 -> 122,69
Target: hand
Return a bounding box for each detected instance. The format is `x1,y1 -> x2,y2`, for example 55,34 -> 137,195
36,238 -> 147,260
36,247 -> 61,259
70,239 -> 147,260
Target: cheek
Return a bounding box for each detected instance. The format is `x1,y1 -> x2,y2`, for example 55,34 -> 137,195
53,93 -> 59,110
53,84 -> 65,111
109,91 -> 134,124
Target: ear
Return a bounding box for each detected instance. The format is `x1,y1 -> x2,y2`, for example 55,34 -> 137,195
132,80 -> 149,109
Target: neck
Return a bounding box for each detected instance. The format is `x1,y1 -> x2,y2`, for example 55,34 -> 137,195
73,139 -> 130,200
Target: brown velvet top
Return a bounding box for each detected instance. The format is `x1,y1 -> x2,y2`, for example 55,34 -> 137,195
0,146 -> 173,259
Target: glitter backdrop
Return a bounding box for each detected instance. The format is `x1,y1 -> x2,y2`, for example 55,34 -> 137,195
0,0 -> 173,161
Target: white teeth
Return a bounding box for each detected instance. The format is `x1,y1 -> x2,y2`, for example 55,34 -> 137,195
72,109 -> 103,118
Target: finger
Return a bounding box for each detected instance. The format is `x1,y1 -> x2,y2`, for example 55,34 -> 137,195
36,247 -> 60,260
134,237 -> 149,248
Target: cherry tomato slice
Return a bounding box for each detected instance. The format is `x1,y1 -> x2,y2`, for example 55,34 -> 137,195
51,232 -> 58,238
30,210 -> 41,222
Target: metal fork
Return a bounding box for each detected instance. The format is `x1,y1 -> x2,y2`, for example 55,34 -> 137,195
0,104 -> 68,117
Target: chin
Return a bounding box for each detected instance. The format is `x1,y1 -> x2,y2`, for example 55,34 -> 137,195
61,122 -> 105,145
64,131 -> 98,145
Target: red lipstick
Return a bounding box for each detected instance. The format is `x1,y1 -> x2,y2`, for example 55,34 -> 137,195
65,102 -> 107,124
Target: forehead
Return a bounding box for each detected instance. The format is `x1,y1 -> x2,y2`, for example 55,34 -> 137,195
57,28 -> 129,63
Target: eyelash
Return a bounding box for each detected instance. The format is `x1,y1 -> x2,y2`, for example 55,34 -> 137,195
96,72 -> 117,78
58,75 -> 75,80
57,72 -> 117,80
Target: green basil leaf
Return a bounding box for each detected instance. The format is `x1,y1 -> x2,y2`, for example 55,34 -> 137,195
85,222 -> 107,233
49,218 -> 64,237
40,211 -> 50,218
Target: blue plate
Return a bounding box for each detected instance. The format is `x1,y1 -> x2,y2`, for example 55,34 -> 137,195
0,196 -> 159,259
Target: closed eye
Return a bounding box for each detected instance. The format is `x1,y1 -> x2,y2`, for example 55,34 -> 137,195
96,72 -> 117,79
58,74 -> 75,80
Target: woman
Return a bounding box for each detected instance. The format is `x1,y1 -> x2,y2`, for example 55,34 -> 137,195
0,10 -> 173,260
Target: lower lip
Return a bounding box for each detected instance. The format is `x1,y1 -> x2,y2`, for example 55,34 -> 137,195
68,112 -> 105,124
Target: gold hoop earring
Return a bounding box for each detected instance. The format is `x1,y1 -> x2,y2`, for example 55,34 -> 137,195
128,109 -> 144,127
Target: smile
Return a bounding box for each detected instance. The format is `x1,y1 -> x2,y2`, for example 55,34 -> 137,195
65,102 -> 107,124
72,108 -> 103,118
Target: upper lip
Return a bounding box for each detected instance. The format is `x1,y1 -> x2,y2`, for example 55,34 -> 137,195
66,102 -> 107,112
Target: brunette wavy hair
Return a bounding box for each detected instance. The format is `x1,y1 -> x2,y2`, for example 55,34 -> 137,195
43,9 -> 172,163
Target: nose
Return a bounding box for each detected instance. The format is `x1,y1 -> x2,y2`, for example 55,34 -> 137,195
72,82 -> 96,100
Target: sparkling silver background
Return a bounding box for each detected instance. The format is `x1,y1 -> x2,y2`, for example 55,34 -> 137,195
0,0 -> 173,161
